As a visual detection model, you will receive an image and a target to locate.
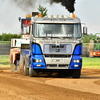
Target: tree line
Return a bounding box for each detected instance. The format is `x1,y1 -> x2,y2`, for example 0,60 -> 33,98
0,33 -> 95,43
82,34 -> 94,43
0,33 -> 21,41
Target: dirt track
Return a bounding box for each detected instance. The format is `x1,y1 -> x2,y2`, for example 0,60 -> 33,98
0,68 -> 100,100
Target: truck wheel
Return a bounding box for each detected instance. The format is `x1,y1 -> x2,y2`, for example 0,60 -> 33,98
19,56 -> 24,74
29,67 -> 38,77
23,64 -> 29,76
72,69 -> 81,78
10,60 -> 19,73
10,63 -> 16,73
15,60 -> 19,70
23,58 -> 29,76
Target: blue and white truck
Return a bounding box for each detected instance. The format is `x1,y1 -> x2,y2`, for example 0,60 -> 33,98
10,12 -> 87,78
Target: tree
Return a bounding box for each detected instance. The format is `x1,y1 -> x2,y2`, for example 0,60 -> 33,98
38,5 -> 48,17
82,34 -> 94,43
0,33 -> 20,41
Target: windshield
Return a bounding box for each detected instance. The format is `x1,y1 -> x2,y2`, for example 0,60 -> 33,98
33,23 -> 82,38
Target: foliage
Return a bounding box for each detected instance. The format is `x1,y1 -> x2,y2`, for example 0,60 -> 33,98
1,56 -> 100,69
83,57 -> 100,69
83,34 -> 95,43
0,55 -> 10,67
38,5 -> 48,17
0,33 -> 95,43
0,33 -> 20,41
0,41 -> 11,44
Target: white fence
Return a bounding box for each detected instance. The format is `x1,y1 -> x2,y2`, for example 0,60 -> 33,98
0,41 -> 10,55
0,41 -> 100,57
83,43 -> 100,57
0,42 -> 100,67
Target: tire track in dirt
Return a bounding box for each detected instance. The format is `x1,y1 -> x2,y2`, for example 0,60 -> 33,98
45,70 -> 100,95
0,69 -> 100,100
45,79 -> 100,95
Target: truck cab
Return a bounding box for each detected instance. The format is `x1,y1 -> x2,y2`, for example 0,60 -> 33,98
27,14 -> 82,78
10,15 -> 31,72
10,13 -> 84,78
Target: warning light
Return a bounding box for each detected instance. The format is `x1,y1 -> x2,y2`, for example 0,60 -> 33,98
70,13 -> 76,18
38,14 -> 43,17
22,19 -> 32,26
26,15 -> 32,18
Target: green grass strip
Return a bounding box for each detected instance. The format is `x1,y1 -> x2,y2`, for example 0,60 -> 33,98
0,56 -> 100,69
0,55 -> 10,67
83,57 -> 100,69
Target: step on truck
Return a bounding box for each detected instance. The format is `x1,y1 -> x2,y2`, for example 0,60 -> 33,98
10,12 -> 87,78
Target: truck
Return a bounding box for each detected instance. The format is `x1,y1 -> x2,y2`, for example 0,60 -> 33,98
10,12 -> 87,78
10,15 -> 31,72
88,33 -> 100,57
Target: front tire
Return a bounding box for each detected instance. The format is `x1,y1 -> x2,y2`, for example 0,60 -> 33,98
29,67 -> 38,77
72,69 -> 81,78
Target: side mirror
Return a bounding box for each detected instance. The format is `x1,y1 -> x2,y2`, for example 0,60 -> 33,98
18,17 -> 21,22
83,27 -> 87,35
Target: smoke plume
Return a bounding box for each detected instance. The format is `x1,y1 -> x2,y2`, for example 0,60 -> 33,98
50,0 -> 76,13
11,0 -> 36,12
11,0 -> 76,13
12,0 -> 34,7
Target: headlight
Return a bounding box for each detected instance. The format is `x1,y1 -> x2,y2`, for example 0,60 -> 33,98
74,60 -> 80,63
36,65 -> 41,67
35,59 -> 42,62
74,65 -> 79,67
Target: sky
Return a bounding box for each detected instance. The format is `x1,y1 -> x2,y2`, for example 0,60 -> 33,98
0,0 -> 100,34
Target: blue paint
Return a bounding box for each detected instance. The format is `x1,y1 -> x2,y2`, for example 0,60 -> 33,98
24,51 -> 30,55
69,44 -> 82,69
73,44 -> 82,55
31,43 -> 46,69
32,44 -> 42,55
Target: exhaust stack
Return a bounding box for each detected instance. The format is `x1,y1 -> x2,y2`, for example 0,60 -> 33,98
32,12 -> 39,17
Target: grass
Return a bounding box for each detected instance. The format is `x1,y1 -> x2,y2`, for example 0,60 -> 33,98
0,55 -> 10,67
0,55 -> 100,69
83,57 -> 100,69
0,41 -> 10,44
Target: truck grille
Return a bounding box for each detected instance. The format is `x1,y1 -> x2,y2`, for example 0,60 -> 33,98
47,64 -> 69,67
44,55 -> 71,58
43,44 -> 72,54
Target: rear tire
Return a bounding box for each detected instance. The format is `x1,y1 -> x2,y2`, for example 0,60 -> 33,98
72,69 -> 81,78
29,67 -> 38,77
23,57 -> 29,76
10,63 -> 16,73
10,60 -> 19,73
23,65 -> 29,76
19,56 -> 24,74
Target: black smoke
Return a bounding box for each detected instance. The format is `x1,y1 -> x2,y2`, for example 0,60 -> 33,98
11,0 -> 49,12
11,0 -> 36,12
11,0 -> 76,13
50,0 -> 76,13
12,0 -> 34,7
